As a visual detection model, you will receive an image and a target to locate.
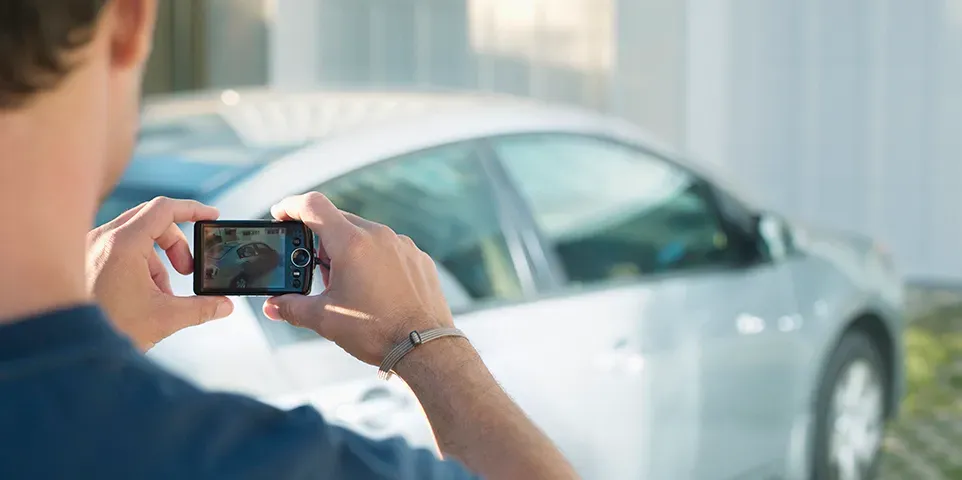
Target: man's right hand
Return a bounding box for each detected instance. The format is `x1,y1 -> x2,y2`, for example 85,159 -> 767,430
262,192 -> 455,366
264,192 -> 578,480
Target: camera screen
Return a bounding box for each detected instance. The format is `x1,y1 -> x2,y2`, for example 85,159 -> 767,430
201,226 -> 287,290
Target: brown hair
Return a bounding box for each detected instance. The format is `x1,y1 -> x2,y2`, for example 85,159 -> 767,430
0,0 -> 108,108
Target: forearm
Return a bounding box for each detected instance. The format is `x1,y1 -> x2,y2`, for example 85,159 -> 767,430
395,337 -> 577,480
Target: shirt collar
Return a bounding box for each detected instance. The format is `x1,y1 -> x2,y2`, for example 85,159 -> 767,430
0,305 -> 130,362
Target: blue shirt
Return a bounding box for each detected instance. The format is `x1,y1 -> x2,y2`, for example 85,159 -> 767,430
0,306 -> 477,479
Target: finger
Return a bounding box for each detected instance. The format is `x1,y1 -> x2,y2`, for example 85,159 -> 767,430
271,193 -> 358,260
341,212 -> 399,247
341,211 -> 381,230
148,252 -> 173,295
163,295 -> 233,330
156,223 -> 193,275
397,234 -> 417,249
273,211 -> 333,270
104,201 -> 149,230
263,294 -> 321,328
265,294 -> 368,346
125,197 -> 219,246
272,202 -> 332,264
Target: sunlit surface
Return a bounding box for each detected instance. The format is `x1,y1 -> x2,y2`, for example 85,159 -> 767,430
735,313 -> 765,336
467,0 -> 614,72
324,304 -> 375,322
220,89 -> 240,106
777,314 -> 803,333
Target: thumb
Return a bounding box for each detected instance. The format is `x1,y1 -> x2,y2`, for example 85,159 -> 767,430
263,294 -> 325,329
164,295 -> 234,330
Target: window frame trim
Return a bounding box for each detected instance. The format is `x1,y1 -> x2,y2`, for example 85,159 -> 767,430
476,140 -> 565,292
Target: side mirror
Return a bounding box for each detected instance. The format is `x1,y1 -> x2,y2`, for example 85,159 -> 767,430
754,212 -> 791,260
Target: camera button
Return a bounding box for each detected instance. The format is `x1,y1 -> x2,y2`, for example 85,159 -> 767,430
291,248 -> 312,268
292,270 -> 301,278
293,238 -> 302,246
293,279 -> 302,289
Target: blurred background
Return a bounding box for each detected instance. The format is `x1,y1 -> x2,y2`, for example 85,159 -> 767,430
147,0 -> 962,283
137,1 -> 962,478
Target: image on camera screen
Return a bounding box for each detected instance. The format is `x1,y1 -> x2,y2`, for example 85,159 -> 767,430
202,226 -> 286,290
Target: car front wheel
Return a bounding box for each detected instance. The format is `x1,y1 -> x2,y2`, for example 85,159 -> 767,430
811,330 -> 888,480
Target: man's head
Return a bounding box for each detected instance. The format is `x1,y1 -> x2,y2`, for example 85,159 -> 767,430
0,0 -> 157,198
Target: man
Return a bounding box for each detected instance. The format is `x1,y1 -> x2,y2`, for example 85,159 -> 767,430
0,1 -> 577,478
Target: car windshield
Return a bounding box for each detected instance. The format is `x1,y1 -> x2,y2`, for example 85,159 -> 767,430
207,243 -> 238,260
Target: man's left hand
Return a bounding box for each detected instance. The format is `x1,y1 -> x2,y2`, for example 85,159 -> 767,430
86,197 -> 233,351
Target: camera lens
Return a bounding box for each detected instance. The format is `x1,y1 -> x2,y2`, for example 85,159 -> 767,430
291,248 -> 311,268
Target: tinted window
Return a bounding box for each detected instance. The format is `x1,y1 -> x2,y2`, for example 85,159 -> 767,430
492,134 -> 736,285
251,142 -> 522,347
320,143 -> 522,301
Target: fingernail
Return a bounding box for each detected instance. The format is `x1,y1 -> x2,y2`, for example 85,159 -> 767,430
215,300 -> 232,319
263,303 -> 282,321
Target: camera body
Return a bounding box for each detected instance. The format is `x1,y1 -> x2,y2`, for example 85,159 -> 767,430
193,220 -> 314,296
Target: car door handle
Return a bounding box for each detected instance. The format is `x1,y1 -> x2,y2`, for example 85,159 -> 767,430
596,339 -> 645,374
776,313 -> 804,332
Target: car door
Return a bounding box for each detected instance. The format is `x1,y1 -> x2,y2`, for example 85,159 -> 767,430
692,187 -> 810,479
486,133 -> 803,480
240,140 -> 559,450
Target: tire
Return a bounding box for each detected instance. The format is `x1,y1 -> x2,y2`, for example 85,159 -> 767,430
811,330 -> 888,480
229,274 -> 249,289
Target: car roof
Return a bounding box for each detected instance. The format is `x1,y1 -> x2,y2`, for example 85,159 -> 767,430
187,89 -> 697,215
118,88 -> 759,219
142,88 -> 538,146
140,87 -> 678,166
103,88 -> 531,223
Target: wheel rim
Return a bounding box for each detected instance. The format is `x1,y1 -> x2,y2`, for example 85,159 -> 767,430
829,358 -> 884,480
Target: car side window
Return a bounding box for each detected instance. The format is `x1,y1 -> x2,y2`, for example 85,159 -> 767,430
491,134 -> 739,286
249,142 -> 523,348
318,142 -> 523,302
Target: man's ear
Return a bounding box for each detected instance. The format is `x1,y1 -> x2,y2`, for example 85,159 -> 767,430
108,0 -> 158,70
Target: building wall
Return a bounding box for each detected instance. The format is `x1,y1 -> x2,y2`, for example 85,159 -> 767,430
207,0 -> 269,88
269,0 -> 685,141
153,0 -> 960,281
143,0 -> 208,94
707,0 -> 962,281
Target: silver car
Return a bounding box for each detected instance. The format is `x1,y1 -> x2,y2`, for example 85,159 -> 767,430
114,89 -> 904,480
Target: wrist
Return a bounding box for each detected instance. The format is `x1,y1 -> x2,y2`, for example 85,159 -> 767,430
392,335 -> 478,382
